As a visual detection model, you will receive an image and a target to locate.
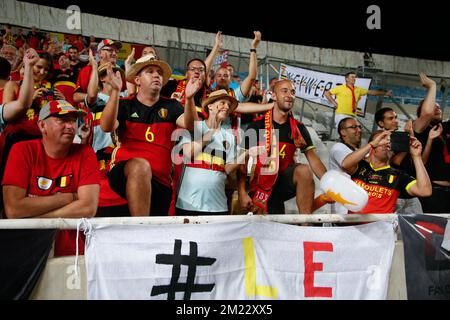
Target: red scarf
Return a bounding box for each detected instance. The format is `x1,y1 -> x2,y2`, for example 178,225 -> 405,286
444,138 -> 450,164
175,79 -> 188,105
250,110 -> 279,212
250,111 -> 307,213
227,89 -> 241,142
346,84 -> 357,114
176,79 -> 209,119
289,115 -> 307,149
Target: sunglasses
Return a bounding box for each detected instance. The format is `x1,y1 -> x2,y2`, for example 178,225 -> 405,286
344,125 -> 363,130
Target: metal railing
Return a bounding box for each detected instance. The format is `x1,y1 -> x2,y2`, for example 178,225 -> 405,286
1,214 -> 449,229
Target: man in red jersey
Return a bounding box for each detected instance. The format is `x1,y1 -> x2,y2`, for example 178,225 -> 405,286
100,55 -> 201,216
2,100 -> 100,255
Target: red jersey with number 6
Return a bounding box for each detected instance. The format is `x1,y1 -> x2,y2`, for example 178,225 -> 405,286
110,96 -> 184,187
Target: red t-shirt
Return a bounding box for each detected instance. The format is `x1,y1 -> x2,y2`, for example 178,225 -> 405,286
27,34 -> 41,49
2,139 -> 100,256
9,71 -> 21,81
15,36 -> 25,48
72,40 -> 85,53
74,65 -> 92,94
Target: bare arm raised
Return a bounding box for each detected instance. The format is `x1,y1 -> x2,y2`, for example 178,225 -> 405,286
205,31 -> 222,75
239,31 -> 261,98
176,77 -> 201,130
86,49 -> 99,106
99,65 -> 122,132
341,131 -> 391,174
414,73 -> 437,133
408,137 -> 432,197
2,48 -> 39,121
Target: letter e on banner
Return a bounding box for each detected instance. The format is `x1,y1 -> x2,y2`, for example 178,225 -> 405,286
303,242 -> 333,298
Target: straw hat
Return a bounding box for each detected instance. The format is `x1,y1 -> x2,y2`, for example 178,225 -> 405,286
98,63 -> 125,78
125,54 -> 172,85
201,89 -> 238,113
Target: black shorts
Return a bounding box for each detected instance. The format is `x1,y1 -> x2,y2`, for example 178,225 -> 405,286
96,204 -> 130,217
108,161 -> 172,216
268,164 -> 297,214
419,183 -> 450,214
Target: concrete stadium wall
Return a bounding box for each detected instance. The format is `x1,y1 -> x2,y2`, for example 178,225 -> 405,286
1,0 -> 449,78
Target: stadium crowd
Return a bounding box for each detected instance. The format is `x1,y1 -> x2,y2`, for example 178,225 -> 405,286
0,24 -> 448,256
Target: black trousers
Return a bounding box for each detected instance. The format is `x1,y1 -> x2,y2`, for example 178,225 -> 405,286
419,183 -> 450,213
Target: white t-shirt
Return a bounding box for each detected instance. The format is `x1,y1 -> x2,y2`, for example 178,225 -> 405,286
328,142 -> 354,214
176,121 -> 237,213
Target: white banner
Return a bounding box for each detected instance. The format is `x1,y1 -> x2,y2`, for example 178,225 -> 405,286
213,50 -> 229,69
85,221 -> 395,300
442,220 -> 450,251
280,64 -> 372,117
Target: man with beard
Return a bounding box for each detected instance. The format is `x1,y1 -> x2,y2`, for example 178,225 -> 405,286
67,46 -> 83,77
413,73 -> 450,213
0,45 -> 20,81
238,79 -> 327,214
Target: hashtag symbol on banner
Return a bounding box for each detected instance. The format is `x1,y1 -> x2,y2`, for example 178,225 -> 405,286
151,239 -> 216,300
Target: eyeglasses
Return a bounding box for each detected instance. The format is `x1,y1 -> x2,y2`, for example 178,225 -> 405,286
344,125 -> 363,130
187,67 -> 205,73
101,48 -> 117,53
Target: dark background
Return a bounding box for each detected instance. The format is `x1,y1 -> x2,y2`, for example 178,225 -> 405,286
19,0 -> 450,61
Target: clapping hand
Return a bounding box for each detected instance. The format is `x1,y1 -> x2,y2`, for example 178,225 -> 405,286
419,72 -> 436,89
185,77 -> 203,100
251,31 -> 261,50
428,123 -> 443,141
105,64 -> 123,91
